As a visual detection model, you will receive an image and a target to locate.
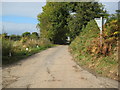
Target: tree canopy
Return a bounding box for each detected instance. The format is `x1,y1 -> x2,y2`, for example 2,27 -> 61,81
31,32 -> 39,39
22,32 -> 31,37
37,2 -> 108,44
38,2 -> 69,44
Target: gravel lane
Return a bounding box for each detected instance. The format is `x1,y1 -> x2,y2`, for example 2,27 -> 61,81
2,45 -> 119,88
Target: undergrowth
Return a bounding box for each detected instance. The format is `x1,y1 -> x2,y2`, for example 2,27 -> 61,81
2,38 -> 54,65
70,20 -> 119,80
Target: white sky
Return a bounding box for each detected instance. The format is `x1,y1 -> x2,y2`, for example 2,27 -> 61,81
0,2 -> 46,35
1,2 -> 46,18
1,0 -> 119,2
0,0 -> 119,35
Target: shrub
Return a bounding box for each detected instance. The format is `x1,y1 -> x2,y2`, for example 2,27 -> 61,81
2,36 -> 53,64
70,19 -> 118,80
70,20 -> 99,56
2,38 -> 13,56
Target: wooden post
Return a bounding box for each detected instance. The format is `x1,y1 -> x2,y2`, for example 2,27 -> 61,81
95,17 -> 104,47
100,17 -> 103,47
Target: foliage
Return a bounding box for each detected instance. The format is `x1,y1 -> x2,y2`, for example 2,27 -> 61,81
1,32 -> 39,42
22,32 -> 31,37
106,10 -> 120,25
88,19 -> 119,56
10,34 -> 21,41
2,38 -> 13,56
37,2 -> 108,44
38,2 -> 69,44
70,20 -> 99,56
103,19 -> 119,39
2,33 -> 10,39
70,19 -> 118,80
31,32 -> 39,39
67,2 -> 109,41
2,32 -> 53,65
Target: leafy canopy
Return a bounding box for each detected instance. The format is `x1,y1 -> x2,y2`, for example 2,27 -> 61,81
37,2 -> 108,44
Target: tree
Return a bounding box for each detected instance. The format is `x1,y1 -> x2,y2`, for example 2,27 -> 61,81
107,10 -> 120,23
31,32 -> 39,39
22,32 -> 31,37
10,35 -> 21,41
67,2 -> 109,40
2,33 -> 9,39
37,2 -> 69,44
37,2 -> 108,43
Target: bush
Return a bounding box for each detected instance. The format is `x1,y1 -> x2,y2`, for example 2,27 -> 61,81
70,19 -> 118,80
2,38 -> 14,64
103,19 -> 119,39
2,39 -> 13,56
70,20 -> 99,56
2,37 -> 53,65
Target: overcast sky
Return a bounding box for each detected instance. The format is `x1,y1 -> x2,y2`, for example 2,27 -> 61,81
0,1 -> 119,35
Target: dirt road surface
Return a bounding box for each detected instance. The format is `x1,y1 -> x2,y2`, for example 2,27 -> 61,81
2,45 -> 119,88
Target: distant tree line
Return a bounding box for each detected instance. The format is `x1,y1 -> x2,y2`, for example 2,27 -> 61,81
1,32 -> 39,41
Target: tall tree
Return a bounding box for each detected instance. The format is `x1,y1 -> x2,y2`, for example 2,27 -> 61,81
37,2 -> 69,44
67,2 -> 109,40
37,2 -> 108,43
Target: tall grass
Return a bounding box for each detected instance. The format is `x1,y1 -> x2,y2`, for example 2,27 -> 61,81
2,38 -> 13,56
2,37 -> 53,65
